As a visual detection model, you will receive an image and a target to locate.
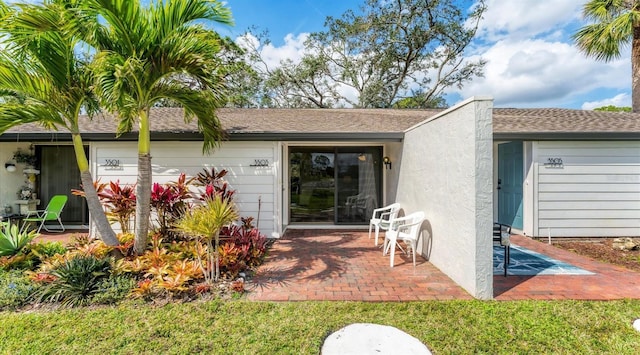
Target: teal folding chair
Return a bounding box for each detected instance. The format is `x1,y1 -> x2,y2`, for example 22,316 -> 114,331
20,195 -> 68,233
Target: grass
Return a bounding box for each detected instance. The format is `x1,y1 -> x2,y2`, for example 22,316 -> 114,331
1,300 -> 640,354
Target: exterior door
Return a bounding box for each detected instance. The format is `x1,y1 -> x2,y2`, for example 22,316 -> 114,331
38,145 -> 88,225
289,147 -> 382,224
498,141 -> 523,229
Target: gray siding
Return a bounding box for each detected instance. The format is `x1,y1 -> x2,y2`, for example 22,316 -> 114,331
535,141 -> 640,237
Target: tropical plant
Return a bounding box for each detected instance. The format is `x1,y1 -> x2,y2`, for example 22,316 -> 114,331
221,217 -> 268,269
0,0 -> 119,246
97,181 -> 137,234
176,195 -> 239,283
151,174 -> 193,240
74,0 -> 233,254
0,224 -> 38,257
573,0 -> 640,112
34,254 -> 112,307
194,167 -> 236,202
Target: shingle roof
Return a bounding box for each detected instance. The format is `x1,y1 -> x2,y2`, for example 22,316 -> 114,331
2,107 -> 640,141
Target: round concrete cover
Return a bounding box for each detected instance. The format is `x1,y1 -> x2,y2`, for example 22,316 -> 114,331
322,323 -> 432,355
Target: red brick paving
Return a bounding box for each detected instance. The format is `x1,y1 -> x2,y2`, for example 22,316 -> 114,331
247,230 -> 640,301
35,229 -> 640,301
494,235 -> 640,300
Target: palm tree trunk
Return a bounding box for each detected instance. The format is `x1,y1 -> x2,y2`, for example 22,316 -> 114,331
72,133 -> 119,246
133,110 -> 152,255
633,24 -> 640,113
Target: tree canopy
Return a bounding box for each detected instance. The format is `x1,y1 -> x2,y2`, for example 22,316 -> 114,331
237,0 -> 486,109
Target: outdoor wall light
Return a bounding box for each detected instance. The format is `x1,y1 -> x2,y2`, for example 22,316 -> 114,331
383,156 -> 392,169
5,162 -> 16,173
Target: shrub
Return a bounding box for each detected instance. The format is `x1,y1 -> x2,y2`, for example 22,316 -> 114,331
151,174 -> 193,241
91,275 -> 136,305
0,224 -> 38,257
29,241 -> 67,259
0,269 -> 38,310
34,255 -> 112,307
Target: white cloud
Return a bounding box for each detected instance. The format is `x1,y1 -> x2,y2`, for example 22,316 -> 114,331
455,38 -> 629,107
581,93 -> 631,110
477,0 -> 583,42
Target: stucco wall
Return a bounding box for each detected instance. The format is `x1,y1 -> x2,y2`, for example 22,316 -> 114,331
394,97 -> 494,299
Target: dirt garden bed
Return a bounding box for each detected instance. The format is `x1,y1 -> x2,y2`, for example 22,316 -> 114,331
548,237 -> 640,272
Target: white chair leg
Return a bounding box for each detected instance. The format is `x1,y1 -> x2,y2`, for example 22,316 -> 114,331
389,239 -> 396,267
374,225 -> 381,246
368,223 -> 373,239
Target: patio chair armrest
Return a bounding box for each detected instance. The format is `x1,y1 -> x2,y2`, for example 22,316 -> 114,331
23,209 -> 46,218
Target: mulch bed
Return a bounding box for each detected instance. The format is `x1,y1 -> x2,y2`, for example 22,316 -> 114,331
550,238 -> 640,272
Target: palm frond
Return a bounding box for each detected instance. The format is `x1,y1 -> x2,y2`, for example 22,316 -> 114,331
573,0 -> 640,61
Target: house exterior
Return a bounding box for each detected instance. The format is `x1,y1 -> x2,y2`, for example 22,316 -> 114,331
1,97 -> 639,299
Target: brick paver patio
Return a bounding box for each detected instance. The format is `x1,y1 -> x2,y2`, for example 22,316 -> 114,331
246,229 -> 640,301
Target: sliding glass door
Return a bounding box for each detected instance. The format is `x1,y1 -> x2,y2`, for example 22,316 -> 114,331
289,147 -> 382,224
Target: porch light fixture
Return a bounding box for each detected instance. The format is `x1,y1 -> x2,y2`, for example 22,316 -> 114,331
383,156 -> 392,169
5,162 -> 16,173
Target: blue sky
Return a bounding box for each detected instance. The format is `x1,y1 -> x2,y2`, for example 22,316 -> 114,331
219,0 -> 632,110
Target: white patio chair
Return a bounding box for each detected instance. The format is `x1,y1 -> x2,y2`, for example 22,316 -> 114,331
383,211 -> 425,267
368,203 -> 401,246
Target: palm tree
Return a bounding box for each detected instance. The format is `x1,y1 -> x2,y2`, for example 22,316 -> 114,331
0,0 -> 119,246
76,0 -> 232,254
573,0 -> 640,112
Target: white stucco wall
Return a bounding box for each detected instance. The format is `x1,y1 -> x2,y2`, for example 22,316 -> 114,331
91,141 -> 279,237
394,96 -> 494,299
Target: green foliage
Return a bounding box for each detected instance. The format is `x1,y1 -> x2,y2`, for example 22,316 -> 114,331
0,269 -> 38,310
91,275 -> 136,305
176,195 -> 239,283
35,255 -> 112,307
240,0 -> 486,108
0,224 -> 38,257
29,241 -> 67,259
594,105 -> 632,112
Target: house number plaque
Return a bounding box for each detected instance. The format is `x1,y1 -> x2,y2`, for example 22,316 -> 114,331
543,157 -> 563,167
102,159 -> 122,170
250,159 -> 269,167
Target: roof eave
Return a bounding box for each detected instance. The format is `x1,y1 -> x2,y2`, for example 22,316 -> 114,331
493,132 -> 640,141
0,131 -> 406,142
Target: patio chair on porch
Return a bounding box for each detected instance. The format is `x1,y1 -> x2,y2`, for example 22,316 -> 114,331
368,202 -> 401,246
494,222 -> 512,276
383,211 -> 425,267
20,195 -> 68,234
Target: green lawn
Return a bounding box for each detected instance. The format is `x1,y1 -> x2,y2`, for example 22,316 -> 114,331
1,300 -> 640,354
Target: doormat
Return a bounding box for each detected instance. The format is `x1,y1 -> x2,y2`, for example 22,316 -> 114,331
493,245 -> 595,276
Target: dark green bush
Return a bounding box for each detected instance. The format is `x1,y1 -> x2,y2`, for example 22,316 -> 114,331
91,275 -> 136,305
0,269 -> 38,310
35,255 -> 112,307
